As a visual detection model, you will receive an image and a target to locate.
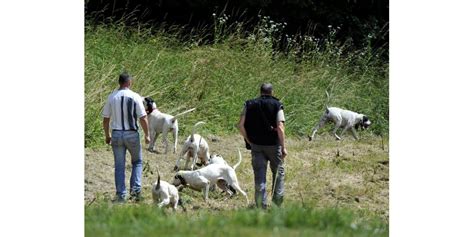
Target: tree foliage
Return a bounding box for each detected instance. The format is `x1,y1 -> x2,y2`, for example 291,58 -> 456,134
85,0 -> 388,54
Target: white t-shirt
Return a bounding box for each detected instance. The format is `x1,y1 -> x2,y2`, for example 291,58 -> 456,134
102,88 -> 147,131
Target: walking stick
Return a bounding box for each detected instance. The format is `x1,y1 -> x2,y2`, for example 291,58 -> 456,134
270,150 -> 285,207
270,163 -> 282,207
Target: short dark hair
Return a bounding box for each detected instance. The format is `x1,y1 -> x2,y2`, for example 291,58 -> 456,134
118,72 -> 132,85
260,83 -> 273,95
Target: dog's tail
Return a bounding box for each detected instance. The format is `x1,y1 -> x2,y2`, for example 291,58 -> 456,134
191,121 -> 206,142
155,169 -> 161,191
154,169 -> 161,191
171,108 -> 196,123
325,90 -> 331,111
233,148 -> 242,170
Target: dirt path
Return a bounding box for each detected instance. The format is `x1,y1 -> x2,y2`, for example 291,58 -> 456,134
85,134 -> 389,220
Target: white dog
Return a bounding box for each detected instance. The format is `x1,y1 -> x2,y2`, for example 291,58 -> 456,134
143,97 -> 195,154
174,121 -> 210,171
151,172 -> 185,211
209,150 -> 242,170
172,163 -> 249,204
309,107 -> 371,141
208,154 -> 228,166
209,149 -> 242,196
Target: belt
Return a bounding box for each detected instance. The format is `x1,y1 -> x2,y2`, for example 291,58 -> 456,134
112,129 -> 137,132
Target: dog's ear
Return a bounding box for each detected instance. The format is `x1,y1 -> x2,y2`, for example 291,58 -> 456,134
145,97 -> 155,107
144,97 -> 156,113
173,174 -> 180,184
176,174 -> 187,186
144,97 -> 154,103
363,115 -> 369,122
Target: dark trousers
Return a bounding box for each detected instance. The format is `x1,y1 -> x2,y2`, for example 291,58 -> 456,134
251,144 -> 285,208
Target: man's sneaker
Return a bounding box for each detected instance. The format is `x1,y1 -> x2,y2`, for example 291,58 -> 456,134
112,196 -> 127,204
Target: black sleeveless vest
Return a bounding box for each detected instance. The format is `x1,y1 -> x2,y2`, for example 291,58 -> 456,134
244,95 -> 283,146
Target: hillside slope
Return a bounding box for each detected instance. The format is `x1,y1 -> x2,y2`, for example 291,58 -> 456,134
85,25 -> 388,148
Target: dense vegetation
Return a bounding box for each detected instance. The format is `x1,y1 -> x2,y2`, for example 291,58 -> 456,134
85,17 -> 388,147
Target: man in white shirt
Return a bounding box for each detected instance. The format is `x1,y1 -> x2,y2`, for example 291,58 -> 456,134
102,72 -> 150,203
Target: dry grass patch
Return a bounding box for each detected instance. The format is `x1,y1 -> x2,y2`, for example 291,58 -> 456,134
85,134 -> 388,221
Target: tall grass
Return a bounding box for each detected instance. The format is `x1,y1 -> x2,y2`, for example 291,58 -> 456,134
85,17 -> 388,147
85,201 -> 388,237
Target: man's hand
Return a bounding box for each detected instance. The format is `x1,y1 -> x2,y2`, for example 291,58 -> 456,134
105,136 -> 111,145
103,117 -> 111,145
276,121 -> 287,160
139,116 -> 150,144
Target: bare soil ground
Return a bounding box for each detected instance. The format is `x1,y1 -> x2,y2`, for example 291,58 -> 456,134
85,134 -> 389,221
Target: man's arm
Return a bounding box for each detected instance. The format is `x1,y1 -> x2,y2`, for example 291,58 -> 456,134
238,115 -> 249,143
139,115 -> 151,144
276,121 -> 288,159
103,117 -> 111,144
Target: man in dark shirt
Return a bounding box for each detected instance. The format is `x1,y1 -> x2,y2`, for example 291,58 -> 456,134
238,83 -> 287,208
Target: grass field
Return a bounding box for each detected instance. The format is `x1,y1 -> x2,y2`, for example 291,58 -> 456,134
85,20 -> 389,236
85,135 -> 389,236
85,202 -> 387,237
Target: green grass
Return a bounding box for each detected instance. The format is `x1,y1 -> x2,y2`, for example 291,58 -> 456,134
85,22 -> 388,147
85,201 -> 388,237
